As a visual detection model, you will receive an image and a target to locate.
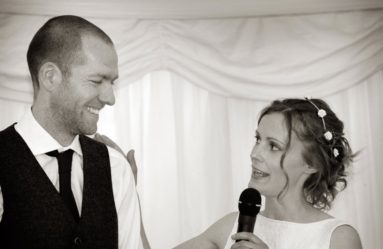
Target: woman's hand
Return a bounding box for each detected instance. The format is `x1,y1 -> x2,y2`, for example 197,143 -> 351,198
126,149 -> 138,184
230,232 -> 268,249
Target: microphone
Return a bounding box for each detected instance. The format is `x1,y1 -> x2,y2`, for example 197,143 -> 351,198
236,188 -> 262,242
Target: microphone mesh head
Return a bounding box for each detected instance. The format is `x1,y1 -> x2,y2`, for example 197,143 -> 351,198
238,188 -> 262,216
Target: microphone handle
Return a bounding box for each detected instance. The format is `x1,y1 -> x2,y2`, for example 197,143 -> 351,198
235,215 -> 256,242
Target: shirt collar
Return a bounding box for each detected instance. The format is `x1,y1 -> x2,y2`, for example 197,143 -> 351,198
15,108 -> 83,156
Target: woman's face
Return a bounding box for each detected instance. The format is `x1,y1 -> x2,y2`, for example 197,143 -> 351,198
248,113 -> 311,198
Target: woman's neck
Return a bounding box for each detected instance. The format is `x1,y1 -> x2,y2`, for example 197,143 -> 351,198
261,192 -> 329,223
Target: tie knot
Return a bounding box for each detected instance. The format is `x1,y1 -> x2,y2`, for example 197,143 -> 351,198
46,149 -> 74,159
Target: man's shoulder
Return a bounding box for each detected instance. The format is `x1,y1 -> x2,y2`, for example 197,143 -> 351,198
106,145 -> 127,162
79,135 -> 126,160
0,124 -> 25,163
0,124 -> 18,151
0,124 -> 16,136
79,135 -> 130,175
79,134 -> 105,146
79,135 -> 110,156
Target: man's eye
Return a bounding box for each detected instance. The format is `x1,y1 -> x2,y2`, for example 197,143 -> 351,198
90,80 -> 102,84
255,135 -> 261,144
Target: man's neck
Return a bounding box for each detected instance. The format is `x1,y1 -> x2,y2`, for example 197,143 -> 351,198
31,105 -> 75,147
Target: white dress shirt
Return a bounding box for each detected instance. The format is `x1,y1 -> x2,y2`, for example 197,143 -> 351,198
0,109 -> 143,249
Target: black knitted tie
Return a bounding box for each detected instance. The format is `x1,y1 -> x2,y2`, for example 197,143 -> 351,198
46,149 -> 80,222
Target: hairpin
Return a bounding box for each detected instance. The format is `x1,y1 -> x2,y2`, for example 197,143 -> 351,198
304,96 -> 338,158
333,148 -> 339,158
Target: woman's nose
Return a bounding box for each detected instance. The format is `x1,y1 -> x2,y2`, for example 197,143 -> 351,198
250,143 -> 264,162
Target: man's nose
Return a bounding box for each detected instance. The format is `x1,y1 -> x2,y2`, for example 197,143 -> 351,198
99,83 -> 115,106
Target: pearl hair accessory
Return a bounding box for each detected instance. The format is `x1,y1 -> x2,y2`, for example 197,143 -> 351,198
333,148 -> 340,158
304,96 -> 339,158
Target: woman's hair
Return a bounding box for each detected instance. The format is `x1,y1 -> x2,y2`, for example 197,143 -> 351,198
258,98 -> 355,210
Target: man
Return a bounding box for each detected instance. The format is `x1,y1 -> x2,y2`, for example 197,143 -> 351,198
0,15 -> 145,249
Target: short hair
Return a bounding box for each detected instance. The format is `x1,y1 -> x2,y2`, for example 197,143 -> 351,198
27,15 -> 114,94
258,98 -> 356,210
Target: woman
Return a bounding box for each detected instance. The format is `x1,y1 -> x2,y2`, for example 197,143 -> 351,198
174,98 -> 363,249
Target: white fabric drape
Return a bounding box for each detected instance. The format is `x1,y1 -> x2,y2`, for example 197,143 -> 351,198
92,71 -> 383,249
1,10 -> 383,102
1,0 -> 382,19
0,9 -> 382,249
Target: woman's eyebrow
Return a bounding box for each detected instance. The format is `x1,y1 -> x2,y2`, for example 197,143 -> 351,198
256,130 -> 286,145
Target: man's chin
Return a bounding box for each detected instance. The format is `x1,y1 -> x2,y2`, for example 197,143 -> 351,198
80,125 -> 97,136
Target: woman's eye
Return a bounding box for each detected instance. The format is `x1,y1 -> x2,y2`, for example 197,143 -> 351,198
90,80 -> 102,84
255,135 -> 261,144
270,142 -> 280,151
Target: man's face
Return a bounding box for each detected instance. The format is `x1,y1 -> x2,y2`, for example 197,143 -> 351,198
51,35 -> 118,137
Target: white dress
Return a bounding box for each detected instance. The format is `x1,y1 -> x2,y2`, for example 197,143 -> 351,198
224,213 -> 347,249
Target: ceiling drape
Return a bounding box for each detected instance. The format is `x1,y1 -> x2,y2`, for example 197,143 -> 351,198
1,10 -> 383,102
1,0 -> 382,19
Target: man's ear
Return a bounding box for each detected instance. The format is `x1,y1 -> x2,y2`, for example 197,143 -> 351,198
38,62 -> 63,91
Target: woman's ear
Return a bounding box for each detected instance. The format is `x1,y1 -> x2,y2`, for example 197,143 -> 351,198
38,62 -> 62,92
304,164 -> 318,174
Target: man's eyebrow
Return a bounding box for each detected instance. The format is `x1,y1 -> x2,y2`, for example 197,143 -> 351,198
88,74 -> 119,81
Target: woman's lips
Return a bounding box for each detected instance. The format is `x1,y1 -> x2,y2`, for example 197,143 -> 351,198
252,167 -> 270,178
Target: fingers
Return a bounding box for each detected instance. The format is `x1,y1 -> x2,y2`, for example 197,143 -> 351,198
231,240 -> 253,249
231,232 -> 256,242
230,233 -> 267,249
127,150 -> 138,175
127,149 -> 136,165
127,149 -> 138,184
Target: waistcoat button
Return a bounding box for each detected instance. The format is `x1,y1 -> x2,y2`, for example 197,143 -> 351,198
74,236 -> 82,245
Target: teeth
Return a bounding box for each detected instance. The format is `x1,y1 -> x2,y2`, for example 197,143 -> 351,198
252,168 -> 269,177
87,107 -> 100,115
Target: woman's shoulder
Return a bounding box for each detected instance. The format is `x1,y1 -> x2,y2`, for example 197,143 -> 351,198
330,224 -> 363,249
